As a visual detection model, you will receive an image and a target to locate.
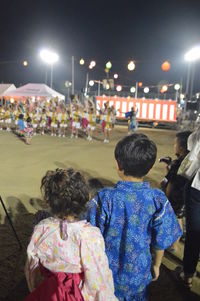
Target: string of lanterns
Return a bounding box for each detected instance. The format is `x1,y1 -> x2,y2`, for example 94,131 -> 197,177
78,58 -> 179,94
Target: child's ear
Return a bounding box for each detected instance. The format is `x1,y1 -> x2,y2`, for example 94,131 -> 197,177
115,160 -> 120,171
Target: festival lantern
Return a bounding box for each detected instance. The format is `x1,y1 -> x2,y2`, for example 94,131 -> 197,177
105,68 -> 109,73
23,60 -> 28,66
138,82 -> 143,87
106,61 -> 112,69
114,73 -> 118,79
161,85 -> 168,93
130,87 -> 136,93
161,61 -> 171,72
144,87 -> 149,94
127,61 -> 135,71
116,85 -> 122,92
89,80 -> 94,87
174,84 -> 180,91
106,83 -> 110,90
79,58 -> 85,65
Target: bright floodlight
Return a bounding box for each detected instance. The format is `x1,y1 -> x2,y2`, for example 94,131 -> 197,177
174,84 -> 180,91
184,46 -> 200,62
89,80 -> 95,87
130,86 -> 136,93
40,49 -> 59,65
144,87 -> 149,94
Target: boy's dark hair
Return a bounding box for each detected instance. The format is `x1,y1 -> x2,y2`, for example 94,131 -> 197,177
176,131 -> 192,153
27,117 -> 32,123
115,133 -> 157,178
19,113 -> 24,119
87,178 -> 104,198
41,168 -> 89,218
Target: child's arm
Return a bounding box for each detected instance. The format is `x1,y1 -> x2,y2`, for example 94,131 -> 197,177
81,226 -> 117,300
152,249 -> 164,281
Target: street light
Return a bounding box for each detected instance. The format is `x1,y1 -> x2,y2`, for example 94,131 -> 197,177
40,49 -> 59,88
184,46 -> 200,62
184,46 -> 200,103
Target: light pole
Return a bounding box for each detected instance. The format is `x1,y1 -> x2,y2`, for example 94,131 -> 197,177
184,46 -> 200,110
40,49 -> 59,88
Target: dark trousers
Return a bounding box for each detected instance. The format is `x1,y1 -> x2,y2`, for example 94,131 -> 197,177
183,186 -> 200,276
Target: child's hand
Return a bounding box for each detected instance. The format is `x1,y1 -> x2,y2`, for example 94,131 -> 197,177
152,265 -> 160,281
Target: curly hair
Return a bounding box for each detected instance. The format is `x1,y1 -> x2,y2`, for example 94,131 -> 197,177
40,168 -> 89,218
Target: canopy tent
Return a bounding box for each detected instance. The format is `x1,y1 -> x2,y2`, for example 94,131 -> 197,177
4,83 -> 65,101
0,84 -> 16,97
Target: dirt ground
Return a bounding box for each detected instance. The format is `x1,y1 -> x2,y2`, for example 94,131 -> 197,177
0,125 -> 199,301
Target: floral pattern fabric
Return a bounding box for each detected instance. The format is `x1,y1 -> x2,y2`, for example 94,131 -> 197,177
25,218 -> 118,301
87,181 -> 182,301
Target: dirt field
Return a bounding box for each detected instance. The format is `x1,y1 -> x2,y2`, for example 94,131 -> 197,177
0,126 -> 199,301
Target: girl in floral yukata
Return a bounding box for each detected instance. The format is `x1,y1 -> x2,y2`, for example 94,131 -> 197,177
24,168 -> 118,301
87,133 -> 182,301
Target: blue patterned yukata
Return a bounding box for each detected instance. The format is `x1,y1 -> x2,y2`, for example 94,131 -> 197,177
87,181 -> 182,301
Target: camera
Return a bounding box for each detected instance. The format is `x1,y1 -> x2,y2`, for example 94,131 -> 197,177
159,156 -> 172,165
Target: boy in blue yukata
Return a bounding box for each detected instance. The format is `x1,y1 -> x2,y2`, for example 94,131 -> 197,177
87,133 -> 182,301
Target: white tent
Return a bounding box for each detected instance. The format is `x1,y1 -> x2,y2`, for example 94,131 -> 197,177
0,84 -> 16,97
4,83 -> 65,101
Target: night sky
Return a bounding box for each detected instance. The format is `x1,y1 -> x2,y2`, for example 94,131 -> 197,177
0,0 -> 200,96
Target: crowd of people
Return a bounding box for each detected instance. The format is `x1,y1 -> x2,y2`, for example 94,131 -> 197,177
0,97 -> 120,144
21,126 -> 200,301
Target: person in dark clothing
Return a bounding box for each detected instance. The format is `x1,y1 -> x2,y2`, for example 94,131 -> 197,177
160,131 -> 192,250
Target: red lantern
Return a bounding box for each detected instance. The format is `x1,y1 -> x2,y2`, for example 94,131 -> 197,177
138,82 -> 143,87
161,61 -> 171,72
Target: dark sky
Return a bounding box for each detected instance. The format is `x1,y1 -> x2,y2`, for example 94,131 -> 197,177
0,0 -> 200,95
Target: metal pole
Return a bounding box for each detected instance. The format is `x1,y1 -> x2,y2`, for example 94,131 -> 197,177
72,56 -> 75,95
190,63 -> 195,99
135,82 -> 138,99
50,65 -> 53,88
185,63 -> 191,97
85,73 -> 89,96
98,80 -> 101,96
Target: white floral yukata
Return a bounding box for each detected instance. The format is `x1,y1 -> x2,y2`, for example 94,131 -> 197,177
25,217 -> 118,301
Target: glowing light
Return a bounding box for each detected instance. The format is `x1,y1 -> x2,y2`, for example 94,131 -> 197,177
40,49 -> 59,65
180,93 -> 185,100
106,61 -> 112,69
106,83 -> 110,90
138,82 -> 143,87
105,68 -> 109,73
130,87 -> 136,93
79,58 -> 85,65
65,81 -> 72,88
89,80 -> 95,87
90,61 -> 96,68
10,98 -> 14,103
161,61 -> 171,72
116,85 -> 122,92
161,85 -> 168,93
114,73 -> 118,79
127,61 -> 135,71
185,46 -> 200,62
89,65 -> 93,69
174,84 -> 180,91
144,87 -> 149,94
23,60 -> 28,67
